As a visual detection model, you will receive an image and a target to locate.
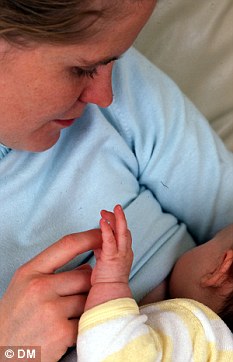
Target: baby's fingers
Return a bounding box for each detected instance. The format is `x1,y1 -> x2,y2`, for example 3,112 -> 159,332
100,218 -> 117,256
114,205 -> 132,252
100,210 -> 116,232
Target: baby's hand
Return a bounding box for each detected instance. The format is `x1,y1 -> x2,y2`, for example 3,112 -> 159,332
84,205 -> 133,310
91,205 -> 133,286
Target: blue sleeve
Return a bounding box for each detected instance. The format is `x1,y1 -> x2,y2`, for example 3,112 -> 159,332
109,47 -> 233,244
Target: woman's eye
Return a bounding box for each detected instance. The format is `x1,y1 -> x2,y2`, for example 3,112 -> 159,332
72,67 -> 98,79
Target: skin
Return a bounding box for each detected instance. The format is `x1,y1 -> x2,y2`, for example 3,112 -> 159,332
0,1 -> 156,152
85,205 -> 133,311
140,225 -> 233,308
86,209 -> 233,317
0,229 -> 102,362
0,2 -> 156,361
169,224 -> 233,311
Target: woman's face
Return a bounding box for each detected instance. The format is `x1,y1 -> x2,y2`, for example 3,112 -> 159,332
0,1 -> 156,151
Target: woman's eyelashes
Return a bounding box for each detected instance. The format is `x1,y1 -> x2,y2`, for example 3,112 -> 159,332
72,57 -> 119,79
72,66 -> 98,79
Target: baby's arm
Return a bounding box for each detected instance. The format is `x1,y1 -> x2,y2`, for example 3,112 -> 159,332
84,205 -> 133,311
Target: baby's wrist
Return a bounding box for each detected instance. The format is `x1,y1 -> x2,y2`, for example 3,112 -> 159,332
85,282 -> 133,311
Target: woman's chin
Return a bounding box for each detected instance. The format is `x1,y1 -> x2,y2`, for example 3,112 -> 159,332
13,132 -> 61,153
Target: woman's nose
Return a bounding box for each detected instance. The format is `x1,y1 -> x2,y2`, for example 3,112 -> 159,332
79,63 -> 114,108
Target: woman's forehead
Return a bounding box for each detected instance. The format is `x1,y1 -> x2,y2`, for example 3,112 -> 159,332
0,0 -> 156,74
0,0 -> 149,48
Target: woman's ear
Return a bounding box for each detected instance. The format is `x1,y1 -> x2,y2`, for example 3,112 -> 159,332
201,250 -> 233,289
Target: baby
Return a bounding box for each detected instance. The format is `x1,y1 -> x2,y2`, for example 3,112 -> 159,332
77,205 -> 233,361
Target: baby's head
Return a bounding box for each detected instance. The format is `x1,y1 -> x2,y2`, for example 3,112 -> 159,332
169,224 -> 233,331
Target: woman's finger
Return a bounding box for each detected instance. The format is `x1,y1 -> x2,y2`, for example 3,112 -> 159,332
48,268 -> 92,296
65,319 -> 81,348
59,294 -> 88,319
24,229 -> 102,274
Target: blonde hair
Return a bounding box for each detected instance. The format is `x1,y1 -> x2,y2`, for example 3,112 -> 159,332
0,0 -> 115,45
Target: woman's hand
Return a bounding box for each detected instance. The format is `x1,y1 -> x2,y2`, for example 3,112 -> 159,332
0,229 -> 101,362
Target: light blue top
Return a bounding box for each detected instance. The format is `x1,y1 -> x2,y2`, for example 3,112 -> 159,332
0,48 -> 233,301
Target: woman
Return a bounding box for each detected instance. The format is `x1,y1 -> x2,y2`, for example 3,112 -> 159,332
0,1 -> 232,361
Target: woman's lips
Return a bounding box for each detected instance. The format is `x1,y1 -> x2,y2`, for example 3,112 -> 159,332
53,118 -> 76,127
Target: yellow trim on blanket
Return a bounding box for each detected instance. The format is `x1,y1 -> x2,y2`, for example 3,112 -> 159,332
102,332 -> 164,362
79,298 -> 139,333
